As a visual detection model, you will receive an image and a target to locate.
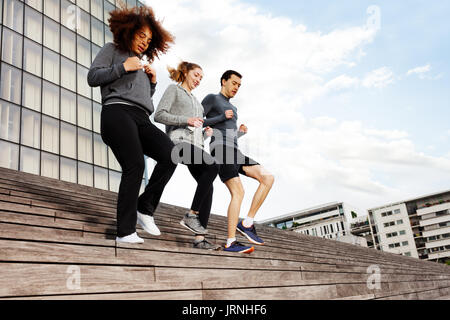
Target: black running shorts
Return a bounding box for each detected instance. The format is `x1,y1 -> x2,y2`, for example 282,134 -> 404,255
211,145 -> 260,183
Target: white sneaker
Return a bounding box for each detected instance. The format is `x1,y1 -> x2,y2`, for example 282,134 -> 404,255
137,211 -> 161,236
116,232 -> 144,244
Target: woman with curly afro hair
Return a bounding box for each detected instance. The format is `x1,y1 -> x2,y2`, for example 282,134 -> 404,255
88,5 -> 176,244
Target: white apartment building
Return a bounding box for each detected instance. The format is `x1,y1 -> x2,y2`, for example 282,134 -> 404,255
260,202 -> 366,243
368,190 -> 450,263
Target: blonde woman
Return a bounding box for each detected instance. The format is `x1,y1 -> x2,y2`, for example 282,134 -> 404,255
154,62 -> 219,250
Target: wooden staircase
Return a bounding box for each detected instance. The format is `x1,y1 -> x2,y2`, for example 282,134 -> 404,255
0,167 -> 449,300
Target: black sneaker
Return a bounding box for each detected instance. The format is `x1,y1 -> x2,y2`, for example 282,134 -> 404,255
193,239 -> 221,251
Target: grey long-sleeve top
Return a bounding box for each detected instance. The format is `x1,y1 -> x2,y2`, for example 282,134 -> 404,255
202,93 -> 246,149
154,84 -> 206,148
87,42 -> 156,115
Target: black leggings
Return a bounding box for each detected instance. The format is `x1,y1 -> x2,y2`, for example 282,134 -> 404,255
174,142 -> 219,228
101,104 -> 177,237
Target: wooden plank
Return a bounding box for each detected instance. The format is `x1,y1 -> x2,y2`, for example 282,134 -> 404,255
0,201 -> 56,217
0,263 -> 158,298
202,284 -> 339,300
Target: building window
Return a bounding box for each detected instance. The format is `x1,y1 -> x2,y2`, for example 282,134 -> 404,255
91,0 -> 103,21
61,57 -> 76,91
93,102 -> 101,133
109,170 -> 121,192
94,134 -> 108,168
330,224 -> 334,233
78,162 -> 93,187
404,252 -> 411,257
42,81 -> 60,118
402,241 -> 409,247
43,17 -> 60,52
78,9 -> 91,40
21,108 -> 41,149
22,72 -> 42,112
104,0 -> 115,24
4,0 -> 24,34
20,146 -> 40,175
60,157 -> 76,183
78,128 -> 93,163
394,209 -> 401,214
396,219 -> 403,225
77,65 -> 92,98
25,0 -> 42,12
77,35 -> 91,68
41,116 -> 59,154
41,152 -> 59,179
44,0 -> 60,22
108,147 -> 121,171
0,140 -> 19,170
23,39 -> 42,77
399,230 -> 406,235
94,166 -> 108,190
61,0 -> 76,31
25,6 -> 43,43
43,48 -> 60,84
77,96 -> 92,130
0,101 -> 21,143
60,122 -> 76,158
91,16 -> 104,47
61,89 -> 76,124
61,27 -> 76,60
1,28 -> 23,68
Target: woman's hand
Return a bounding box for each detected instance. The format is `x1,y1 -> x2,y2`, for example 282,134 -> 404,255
205,126 -> 213,137
239,124 -> 248,133
188,117 -> 204,128
123,57 -> 142,72
144,64 -> 157,84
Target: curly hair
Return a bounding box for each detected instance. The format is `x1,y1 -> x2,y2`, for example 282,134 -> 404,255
168,61 -> 202,84
108,4 -> 175,62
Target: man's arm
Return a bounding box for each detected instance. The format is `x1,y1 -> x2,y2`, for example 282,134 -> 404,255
202,95 -> 227,127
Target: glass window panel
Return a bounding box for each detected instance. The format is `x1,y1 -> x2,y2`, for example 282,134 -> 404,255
78,128 -> 92,163
3,0 -> 23,34
93,102 -> 101,133
42,115 -> 59,154
20,146 -> 40,175
61,57 -> 76,91
78,9 -> 90,40
61,0 -> 77,32
23,39 -> 42,77
0,101 -> 20,143
91,17 -> 104,47
93,87 -> 102,103
61,27 -> 76,60
41,152 -> 59,179
127,0 -> 137,9
0,0 -> 2,24
42,81 -> 60,118
43,17 -> 60,52
21,108 -> 41,148
91,0 -> 103,21
25,6 -> 43,43
25,0 -> 42,12
61,157 -> 76,183
94,133 -> 107,167
60,122 -> 76,158
104,0 -> 114,24
60,89 -> 76,124
0,140 -> 19,170
77,96 -> 92,129
43,48 -> 60,84
77,65 -> 91,98
2,28 -> 23,68
22,72 -> 42,112
1,63 -> 22,105
108,147 -> 121,171
44,0 -> 60,22
91,43 -> 101,64
78,162 -> 93,187
77,35 -> 91,67
105,27 -> 113,44
77,0 -> 90,13
94,166 -> 108,190
109,170 -> 121,192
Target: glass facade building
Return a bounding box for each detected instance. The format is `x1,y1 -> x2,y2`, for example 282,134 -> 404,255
0,0 -> 145,192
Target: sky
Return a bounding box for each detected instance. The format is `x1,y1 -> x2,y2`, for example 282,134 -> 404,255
141,0 -> 450,222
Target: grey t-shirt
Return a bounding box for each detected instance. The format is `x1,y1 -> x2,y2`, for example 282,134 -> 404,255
202,93 -> 245,149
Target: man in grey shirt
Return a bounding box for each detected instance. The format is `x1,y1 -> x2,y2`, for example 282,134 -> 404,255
202,70 -> 275,254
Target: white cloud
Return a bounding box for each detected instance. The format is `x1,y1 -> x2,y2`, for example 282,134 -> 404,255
407,64 -> 431,76
362,67 -> 395,88
141,0 -> 450,222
